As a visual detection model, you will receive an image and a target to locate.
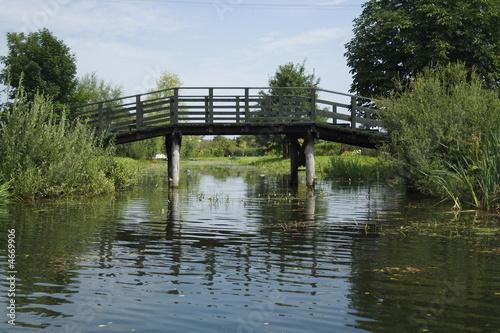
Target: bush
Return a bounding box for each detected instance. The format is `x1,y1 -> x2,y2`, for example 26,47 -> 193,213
106,157 -> 142,188
0,88 -> 135,200
381,63 -> 500,196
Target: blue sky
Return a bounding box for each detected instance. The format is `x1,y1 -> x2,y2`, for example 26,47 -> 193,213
0,0 -> 366,97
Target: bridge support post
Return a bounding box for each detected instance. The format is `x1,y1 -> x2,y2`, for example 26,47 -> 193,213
289,135 -> 301,186
304,136 -> 315,187
165,133 -> 182,188
288,134 -> 315,187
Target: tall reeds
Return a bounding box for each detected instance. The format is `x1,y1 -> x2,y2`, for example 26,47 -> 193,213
431,131 -> 500,211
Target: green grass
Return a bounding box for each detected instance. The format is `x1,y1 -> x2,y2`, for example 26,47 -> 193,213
179,154 -> 392,181
323,153 -> 395,180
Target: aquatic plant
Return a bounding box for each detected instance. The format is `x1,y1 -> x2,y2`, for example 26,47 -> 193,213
431,130 -> 500,211
0,176 -> 10,203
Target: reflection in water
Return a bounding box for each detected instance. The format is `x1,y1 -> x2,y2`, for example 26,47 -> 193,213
0,164 -> 499,333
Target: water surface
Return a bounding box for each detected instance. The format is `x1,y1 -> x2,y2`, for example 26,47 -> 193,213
1,164 -> 499,332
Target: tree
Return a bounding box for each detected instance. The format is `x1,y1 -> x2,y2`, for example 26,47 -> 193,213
73,72 -> 123,106
0,28 -> 78,106
258,60 -> 321,157
147,71 -> 183,100
345,0 -> 500,98
115,71 -> 183,159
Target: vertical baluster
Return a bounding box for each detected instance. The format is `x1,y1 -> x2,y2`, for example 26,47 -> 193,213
136,95 -> 143,130
208,88 -> 214,124
310,88 -> 316,122
245,88 -> 250,123
350,96 -> 357,129
172,88 -> 179,125
97,102 -> 104,134
236,96 -> 240,123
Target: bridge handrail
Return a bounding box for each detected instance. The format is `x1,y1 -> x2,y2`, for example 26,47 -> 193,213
62,87 -> 385,136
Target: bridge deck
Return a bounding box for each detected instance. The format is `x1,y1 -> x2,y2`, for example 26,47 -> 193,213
65,87 -> 388,148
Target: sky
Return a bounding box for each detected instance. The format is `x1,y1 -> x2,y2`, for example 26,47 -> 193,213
0,0 -> 367,98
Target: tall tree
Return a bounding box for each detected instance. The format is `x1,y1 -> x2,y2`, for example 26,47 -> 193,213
345,0 -> 500,98
0,28 -> 78,106
115,71 -> 183,159
73,72 -> 123,106
258,60 -> 321,157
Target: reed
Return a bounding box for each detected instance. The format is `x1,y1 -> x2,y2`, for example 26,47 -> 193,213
431,130 -> 500,211
0,178 -> 9,203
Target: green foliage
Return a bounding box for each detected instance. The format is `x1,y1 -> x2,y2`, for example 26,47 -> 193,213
116,137 -> 165,160
106,157 -> 142,189
73,72 -> 123,106
0,174 -> 10,203
147,71 -> 183,99
315,141 -> 341,156
258,60 -> 321,157
0,87 -> 135,200
115,71 -> 182,159
0,28 -> 78,106
381,63 -> 500,197
324,154 -> 395,180
431,130 -> 500,211
345,0 -> 500,97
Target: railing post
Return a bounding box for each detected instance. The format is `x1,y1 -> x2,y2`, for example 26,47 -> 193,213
97,102 -> 104,134
350,96 -> 357,129
310,88 -> 316,122
278,88 -> 284,122
244,88 -> 250,123
208,88 -> 214,124
172,88 -> 179,125
236,96 -> 241,123
136,95 -> 143,130
332,105 -> 337,125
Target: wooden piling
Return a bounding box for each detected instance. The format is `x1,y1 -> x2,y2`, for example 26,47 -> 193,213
165,133 -> 182,187
304,136 -> 315,187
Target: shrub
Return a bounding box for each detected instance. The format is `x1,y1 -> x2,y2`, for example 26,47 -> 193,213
381,63 -> 500,196
0,87 -> 133,200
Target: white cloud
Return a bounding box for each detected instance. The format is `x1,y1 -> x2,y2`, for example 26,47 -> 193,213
260,27 -> 347,53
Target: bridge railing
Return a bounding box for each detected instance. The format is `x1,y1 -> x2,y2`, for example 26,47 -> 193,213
65,87 -> 385,136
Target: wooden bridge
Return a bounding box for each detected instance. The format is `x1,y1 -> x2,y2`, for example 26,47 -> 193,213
65,87 -> 388,187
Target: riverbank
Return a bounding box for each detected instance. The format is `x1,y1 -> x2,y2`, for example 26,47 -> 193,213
180,154 -> 395,180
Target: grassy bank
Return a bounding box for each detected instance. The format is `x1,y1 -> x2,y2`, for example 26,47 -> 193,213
180,154 -> 393,181
323,153 -> 395,181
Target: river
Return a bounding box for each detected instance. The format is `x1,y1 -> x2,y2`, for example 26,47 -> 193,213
1,162 -> 499,332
